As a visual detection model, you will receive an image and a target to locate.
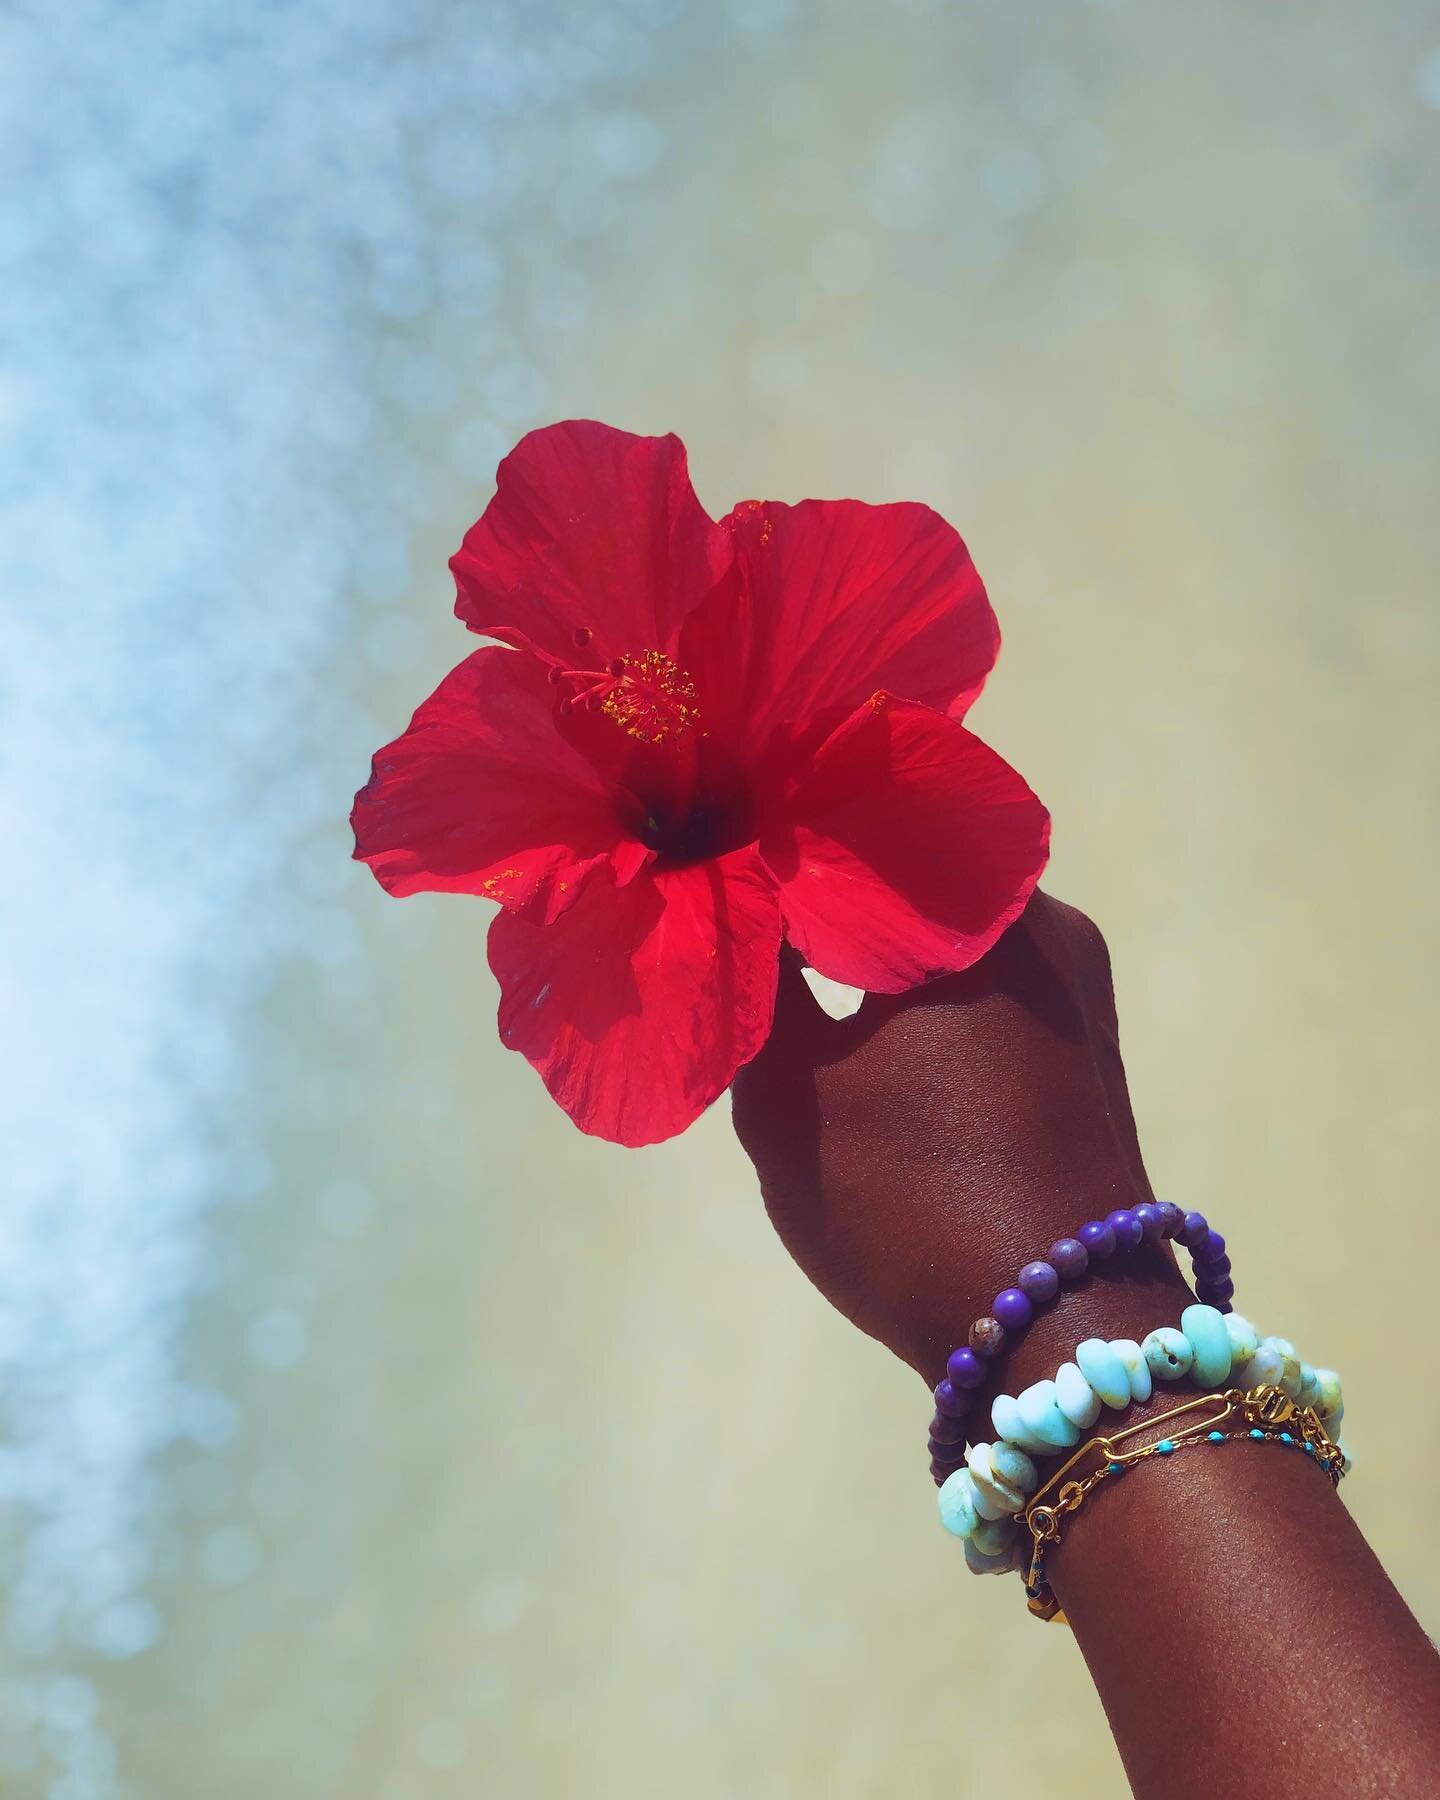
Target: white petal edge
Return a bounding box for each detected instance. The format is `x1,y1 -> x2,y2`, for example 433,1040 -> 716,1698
801,967 -> 866,1019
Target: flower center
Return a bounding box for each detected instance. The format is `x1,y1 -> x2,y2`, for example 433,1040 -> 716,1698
550,646 -> 699,746
636,802 -> 728,863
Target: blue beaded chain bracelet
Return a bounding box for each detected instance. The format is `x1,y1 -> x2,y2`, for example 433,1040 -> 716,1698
930,1203 -> 1233,1480
1017,1382 -> 1347,1621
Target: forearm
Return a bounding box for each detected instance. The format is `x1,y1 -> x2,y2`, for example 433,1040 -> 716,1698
1059,1428 -> 1440,1798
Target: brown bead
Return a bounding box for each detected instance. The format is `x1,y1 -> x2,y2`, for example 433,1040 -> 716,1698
968,1315 -> 1006,1360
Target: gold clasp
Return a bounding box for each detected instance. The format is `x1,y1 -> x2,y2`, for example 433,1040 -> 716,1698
1251,1385 -> 1295,1424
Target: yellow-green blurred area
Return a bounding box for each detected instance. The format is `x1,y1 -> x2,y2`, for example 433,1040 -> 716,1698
5,1 -> 1438,1794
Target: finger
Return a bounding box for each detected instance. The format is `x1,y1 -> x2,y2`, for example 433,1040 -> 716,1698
1046,892 -> 1160,1210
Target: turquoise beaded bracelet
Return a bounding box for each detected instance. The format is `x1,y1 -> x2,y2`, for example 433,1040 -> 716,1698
937,1307 -> 1346,1573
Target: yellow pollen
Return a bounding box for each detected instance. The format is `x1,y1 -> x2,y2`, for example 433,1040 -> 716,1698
481,867 -> 525,900
600,650 -> 699,744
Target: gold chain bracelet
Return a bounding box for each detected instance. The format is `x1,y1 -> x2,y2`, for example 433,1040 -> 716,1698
1020,1384 -> 1345,1623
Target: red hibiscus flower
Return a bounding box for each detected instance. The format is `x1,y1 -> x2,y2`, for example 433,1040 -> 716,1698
352,420 -> 1049,1146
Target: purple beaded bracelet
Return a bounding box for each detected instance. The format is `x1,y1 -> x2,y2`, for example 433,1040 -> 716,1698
926,1204 -> 1234,1482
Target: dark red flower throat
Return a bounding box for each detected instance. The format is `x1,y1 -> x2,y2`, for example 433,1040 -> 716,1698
542,626 -> 756,870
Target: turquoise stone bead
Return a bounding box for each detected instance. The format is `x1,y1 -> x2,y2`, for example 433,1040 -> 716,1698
964,1535 -> 1018,1576
1054,1360 -> 1101,1429
1313,1368 -> 1343,1420
937,1468 -> 980,1539
1157,1439 -> 1175,1453
1207,1430 -> 1224,1442
1076,1337 -> 1130,1409
965,1442 -> 1023,1519
1223,1312 -> 1260,1368
1238,1342 -> 1286,1389
990,1441 -> 1039,1495
1262,1335 -> 1302,1399
1112,1339 -> 1152,1403
1017,1379 -> 1081,1449
1142,1327 -> 1193,1383
992,1393 -> 1050,1456
1296,1362 -> 1321,1411
1180,1304 -> 1233,1388
971,1514 -> 1018,1557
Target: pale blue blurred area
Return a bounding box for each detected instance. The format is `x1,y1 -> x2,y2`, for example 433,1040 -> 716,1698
0,1 -> 677,1789
2,1 -> 1438,1795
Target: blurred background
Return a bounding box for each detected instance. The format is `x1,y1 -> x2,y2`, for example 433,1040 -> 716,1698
4,0 -> 1439,1793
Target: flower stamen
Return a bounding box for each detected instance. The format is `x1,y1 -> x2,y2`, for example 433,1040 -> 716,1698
550,649 -> 699,745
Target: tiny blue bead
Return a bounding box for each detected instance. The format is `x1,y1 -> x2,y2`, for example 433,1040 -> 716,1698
1107,1462 -> 1124,1475
1280,1432 -> 1294,1444
1207,1431 -> 1224,1442
1304,1443 -> 1315,1455
1250,1428 -> 1264,1439
1157,1439 -> 1175,1453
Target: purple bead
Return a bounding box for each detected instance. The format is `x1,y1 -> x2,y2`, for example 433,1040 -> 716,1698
1048,1237 -> 1090,1281
1018,1260 -> 1060,1303
1078,1219 -> 1117,1260
1133,1203 -> 1164,1244
1195,1252 -> 1232,1281
992,1287 -> 1034,1332
934,1378 -> 973,1419
1198,1275 -> 1235,1304
1106,1208 -> 1143,1250
946,1347 -> 986,1391
1156,1201 -> 1185,1237
968,1316 -> 1006,1360
930,1462 -> 951,1486
1194,1229 -> 1227,1265
928,1434 -> 968,1465
930,1410 -> 968,1445
1179,1210 -> 1210,1248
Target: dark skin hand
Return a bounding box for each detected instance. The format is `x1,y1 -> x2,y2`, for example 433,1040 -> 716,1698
732,892 -> 1440,1799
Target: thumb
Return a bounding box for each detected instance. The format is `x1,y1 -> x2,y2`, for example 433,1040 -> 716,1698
730,946 -> 834,1156
761,944 -> 841,1059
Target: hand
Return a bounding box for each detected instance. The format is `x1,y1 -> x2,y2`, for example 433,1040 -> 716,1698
731,891 -> 1189,1388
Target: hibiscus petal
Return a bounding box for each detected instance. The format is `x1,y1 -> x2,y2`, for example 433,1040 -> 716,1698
487,847 -> 783,1145
763,694 -> 1050,993
451,419 -> 735,667
351,647 -> 632,923
681,497 -> 998,746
